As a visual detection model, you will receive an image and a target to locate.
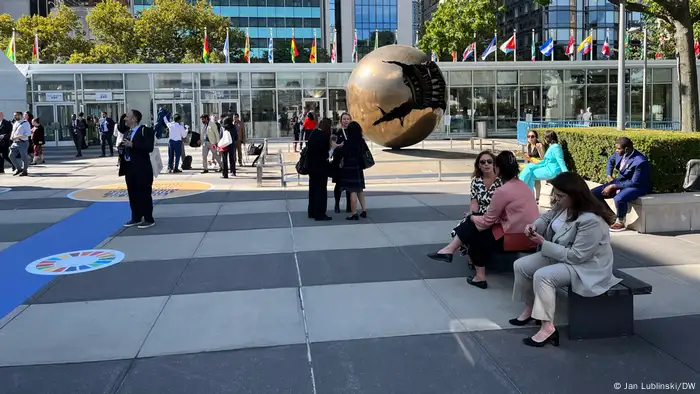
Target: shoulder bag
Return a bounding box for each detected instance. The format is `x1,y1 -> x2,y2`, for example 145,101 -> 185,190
142,126 -> 163,178
361,140 -> 375,169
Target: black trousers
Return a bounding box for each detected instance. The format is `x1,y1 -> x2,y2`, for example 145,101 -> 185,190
308,173 -> 328,219
73,133 -> 83,155
333,183 -> 351,210
220,150 -> 236,177
101,133 -> 114,155
0,145 -> 12,171
125,169 -> 154,223
454,220 -> 504,267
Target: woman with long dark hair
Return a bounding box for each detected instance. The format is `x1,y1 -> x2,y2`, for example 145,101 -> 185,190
428,151 -> 540,288
331,112 -> 353,213
337,121 -> 368,220
511,172 -> 619,348
519,130 -> 568,193
30,117 -> 45,165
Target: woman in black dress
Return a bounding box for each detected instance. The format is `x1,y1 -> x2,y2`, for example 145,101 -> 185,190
31,117 -> 45,164
292,115 -> 301,152
337,121 -> 368,220
306,118 -> 335,221
331,112 -> 352,213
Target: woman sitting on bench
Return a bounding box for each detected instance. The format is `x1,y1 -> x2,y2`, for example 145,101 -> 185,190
519,130 -> 568,198
511,172 -> 622,348
427,151 -> 540,289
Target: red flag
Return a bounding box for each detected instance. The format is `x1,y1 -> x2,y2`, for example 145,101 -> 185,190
695,40 -> 699,57
565,35 -> 575,56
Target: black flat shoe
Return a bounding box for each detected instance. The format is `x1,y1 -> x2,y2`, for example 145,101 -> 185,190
508,317 -> 542,326
334,205 -> 340,213
315,215 -> 332,221
427,252 -> 453,263
523,329 -> 559,347
346,214 -> 359,220
360,211 -> 367,218
466,276 -> 487,289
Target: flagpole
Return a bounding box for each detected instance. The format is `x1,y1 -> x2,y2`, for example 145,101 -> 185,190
512,29 -> 516,62
35,32 -> 40,64
269,28 -> 274,64
395,28 -> 398,45
473,32 -> 477,63
12,29 -> 16,64
570,29 -> 574,61
590,30 -> 593,61
225,29 -> 229,64
642,26 -> 647,128
494,30 -> 498,62
550,30 -> 554,62
531,29 -> 535,62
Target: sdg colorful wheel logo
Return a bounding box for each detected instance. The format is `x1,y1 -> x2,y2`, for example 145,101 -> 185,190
67,181 -> 213,202
25,250 -> 125,276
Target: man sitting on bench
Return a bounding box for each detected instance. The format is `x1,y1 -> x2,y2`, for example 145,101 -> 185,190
591,137 -> 651,232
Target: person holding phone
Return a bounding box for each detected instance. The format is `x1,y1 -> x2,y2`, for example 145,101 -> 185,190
512,172 -> 621,348
590,137 -> 651,232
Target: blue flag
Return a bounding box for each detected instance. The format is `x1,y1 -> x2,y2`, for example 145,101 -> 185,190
540,37 -> 553,57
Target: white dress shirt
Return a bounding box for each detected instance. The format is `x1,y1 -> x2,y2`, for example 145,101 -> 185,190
10,120 -> 31,141
165,116 -> 188,142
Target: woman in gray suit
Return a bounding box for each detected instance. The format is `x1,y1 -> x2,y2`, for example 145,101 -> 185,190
510,172 -> 621,347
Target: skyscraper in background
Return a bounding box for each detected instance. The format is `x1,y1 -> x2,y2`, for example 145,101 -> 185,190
333,0 -> 414,63
134,0 -> 325,59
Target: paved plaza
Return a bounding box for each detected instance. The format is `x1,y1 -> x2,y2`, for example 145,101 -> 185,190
0,143 -> 699,393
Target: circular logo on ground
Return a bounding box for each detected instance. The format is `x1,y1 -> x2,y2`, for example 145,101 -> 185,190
25,249 -> 125,276
66,181 -> 213,202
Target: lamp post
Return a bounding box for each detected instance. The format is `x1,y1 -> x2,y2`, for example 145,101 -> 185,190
629,25 -> 647,129
617,1 -> 626,131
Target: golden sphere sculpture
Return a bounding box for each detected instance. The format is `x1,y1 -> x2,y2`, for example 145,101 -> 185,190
346,45 -> 447,149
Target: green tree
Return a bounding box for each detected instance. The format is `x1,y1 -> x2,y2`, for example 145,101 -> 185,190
71,0 -> 136,64
134,0 -> 244,63
613,0 -> 700,131
419,0 -> 501,61
1,6 -> 90,64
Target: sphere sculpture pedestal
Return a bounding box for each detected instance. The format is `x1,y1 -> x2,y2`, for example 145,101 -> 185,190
346,45 -> 447,149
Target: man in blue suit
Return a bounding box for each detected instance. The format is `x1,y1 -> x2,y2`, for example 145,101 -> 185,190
591,137 -> 651,231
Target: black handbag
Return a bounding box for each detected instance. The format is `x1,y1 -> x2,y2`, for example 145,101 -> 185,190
361,140 -> 375,169
296,147 -> 309,175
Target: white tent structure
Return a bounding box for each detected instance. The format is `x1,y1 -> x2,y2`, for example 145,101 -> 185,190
0,55 -> 27,114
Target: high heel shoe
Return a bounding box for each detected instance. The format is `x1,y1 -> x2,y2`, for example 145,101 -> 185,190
508,317 -> 542,327
523,329 -> 559,347
360,211 -> 367,218
346,214 -> 359,220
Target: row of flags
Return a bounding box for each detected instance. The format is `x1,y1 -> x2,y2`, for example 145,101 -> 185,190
436,30 -> 697,63
205,27 -> 392,64
4,30 -> 40,64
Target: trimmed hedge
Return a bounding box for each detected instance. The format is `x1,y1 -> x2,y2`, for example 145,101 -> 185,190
532,127 -> 700,193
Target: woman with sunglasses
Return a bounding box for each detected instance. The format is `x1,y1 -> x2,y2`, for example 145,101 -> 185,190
519,130 -> 568,194
523,130 -> 545,165
427,151 -> 540,289
448,151 -> 502,262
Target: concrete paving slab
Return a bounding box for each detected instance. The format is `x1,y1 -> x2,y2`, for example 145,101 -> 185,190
293,224 -> 392,252
226,190 -> 290,202
612,233 -> 700,266
0,305 -> 27,330
619,267 -> 700,320
0,190 -> 64,200
376,220 -> 455,246
0,208 -> 83,224
0,241 -> 16,252
473,328 -> 700,393
117,345 -> 313,394
303,280 -> 457,343
365,206 -> 449,223
426,277 -> 569,330
120,216 -> 214,236
217,199 -> 288,215
0,359 -> 131,394
648,264 -> 700,290
173,254 -> 299,294
0,223 -> 53,242
0,198 -> 92,210
209,212 -> 290,232
399,243 -> 472,279
152,202 -> 222,218
297,247 -> 420,286
29,259 -> 190,304
432,204 -> 469,220
312,333 -> 519,394
194,228 -> 293,257
105,232 -> 205,261
156,190 -> 231,204
0,297 -> 167,366
636,314 -> 700,373
412,193 -> 471,207
289,211 -> 360,227
138,288 -> 306,357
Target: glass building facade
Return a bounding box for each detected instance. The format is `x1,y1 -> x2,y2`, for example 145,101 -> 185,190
354,0 -> 398,59
133,0 -> 324,58
23,60 -> 679,147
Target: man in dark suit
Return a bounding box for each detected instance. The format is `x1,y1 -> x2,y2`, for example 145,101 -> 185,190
0,112 -> 14,173
591,137 -> 651,231
119,109 -> 156,229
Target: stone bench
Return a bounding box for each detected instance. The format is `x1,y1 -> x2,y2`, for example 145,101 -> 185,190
537,181 -> 700,233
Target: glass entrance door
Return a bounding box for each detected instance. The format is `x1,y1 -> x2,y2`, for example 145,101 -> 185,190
156,102 -> 193,137
34,104 -> 75,146
202,101 -> 239,118
221,101 -> 239,116
302,99 -> 323,123
84,102 -> 124,144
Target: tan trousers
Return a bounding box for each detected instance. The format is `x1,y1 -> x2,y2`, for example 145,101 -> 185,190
201,141 -> 222,171
513,252 -> 572,321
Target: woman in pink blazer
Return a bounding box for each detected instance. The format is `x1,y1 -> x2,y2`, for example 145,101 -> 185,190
428,151 -> 541,289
